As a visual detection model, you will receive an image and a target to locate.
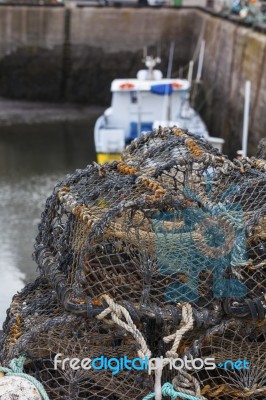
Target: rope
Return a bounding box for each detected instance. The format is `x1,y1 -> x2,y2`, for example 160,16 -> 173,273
143,383 -> 203,400
0,356 -> 50,400
201,383 -> 266,398
151,303 -> 194,400
154,364 -> 163,400
172,371 -> 207,400
163,303 -> 193,359
98,298 -> 196,400
97,294 -> 151,359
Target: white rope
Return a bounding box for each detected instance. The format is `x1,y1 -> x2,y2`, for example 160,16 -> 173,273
153,303 -> 194,400
97,294 -> 151,359
97,297 -> 194,400
163,303 -> 194,360
154,364 -> 163,400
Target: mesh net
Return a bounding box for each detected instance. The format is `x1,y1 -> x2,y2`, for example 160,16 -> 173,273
0,127 -> 265,399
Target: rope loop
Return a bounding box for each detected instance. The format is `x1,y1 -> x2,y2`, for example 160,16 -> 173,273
97,294 -> 151,359
172,371 -> 208,400
164,303 -> 193,359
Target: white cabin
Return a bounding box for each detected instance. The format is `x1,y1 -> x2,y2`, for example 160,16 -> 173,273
94,60 -> 224,163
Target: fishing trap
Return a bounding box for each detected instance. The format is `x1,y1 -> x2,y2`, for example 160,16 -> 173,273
0,127 -> 265,400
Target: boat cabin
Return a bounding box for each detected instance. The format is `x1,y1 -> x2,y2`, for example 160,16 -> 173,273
108,78 -> 190,142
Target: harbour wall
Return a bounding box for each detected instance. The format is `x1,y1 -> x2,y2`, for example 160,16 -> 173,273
0,6 -> 265,155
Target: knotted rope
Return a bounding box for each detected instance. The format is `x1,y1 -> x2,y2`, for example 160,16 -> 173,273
0,356 -> 49,400
172,371 -> 207,400
151,303 -> 194,400
98,297 -> 198,400
163,303 -> 194,359
143,303 -> 194,400
142,382 -> 202,400
97,294 -> 151,359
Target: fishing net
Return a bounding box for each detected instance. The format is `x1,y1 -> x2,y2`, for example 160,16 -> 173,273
0,127 -> 265,400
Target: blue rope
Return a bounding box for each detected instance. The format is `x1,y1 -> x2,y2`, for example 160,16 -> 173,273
0,356 -> 50,400
143,382 -> 202,400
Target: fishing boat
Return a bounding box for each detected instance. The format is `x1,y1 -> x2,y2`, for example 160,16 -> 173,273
94,53 -> 224,164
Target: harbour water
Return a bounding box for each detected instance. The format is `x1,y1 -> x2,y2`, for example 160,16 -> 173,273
0,115 -> 99,327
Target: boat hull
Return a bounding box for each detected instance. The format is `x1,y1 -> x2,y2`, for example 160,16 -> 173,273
96,152 -> 121,164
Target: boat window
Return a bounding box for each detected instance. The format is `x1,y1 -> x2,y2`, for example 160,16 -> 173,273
130,91 -> 138,104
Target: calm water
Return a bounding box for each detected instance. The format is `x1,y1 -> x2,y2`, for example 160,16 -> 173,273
0,118 -> 97,327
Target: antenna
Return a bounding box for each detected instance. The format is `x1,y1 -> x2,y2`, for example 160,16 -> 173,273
187,60 -> 194,85
162,42 -> 175,124
242,80 -> 251,157
167,41 -> 175,79
143,46 -> 147,60
156,42 -> 161,62
137,90 -> 142,138
196,40 -> 205,82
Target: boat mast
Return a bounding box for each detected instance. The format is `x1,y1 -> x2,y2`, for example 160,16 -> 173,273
242,80 -> 251,157
187,60 -> 194,85
191,39 -> 205,111
136,47 -> 148,138
162,41 -> 175,124
137,90 -> 142,138
138,47 -> 161,137
167,41 -> 175,79
196,40 -> 205,82
167,41 -> 175,122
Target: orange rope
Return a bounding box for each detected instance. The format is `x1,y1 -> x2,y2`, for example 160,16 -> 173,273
185,138 -> 204,158
140,176 -> 166,200
117,162 -> 139,175
201,383 -> 266,399
173,127 -> 187,137
9,315 -> 22,343
117,162 -> 166,200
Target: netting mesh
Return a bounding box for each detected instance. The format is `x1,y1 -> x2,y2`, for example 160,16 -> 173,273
0,127 -> 265,399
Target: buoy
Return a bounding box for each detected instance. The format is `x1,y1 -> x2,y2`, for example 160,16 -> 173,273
172,82 -> 182,89
0,375 -> 42,400
119,82 -> 135,90
0,357 -> 49,400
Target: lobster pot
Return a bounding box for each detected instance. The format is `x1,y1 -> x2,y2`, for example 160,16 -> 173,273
0,127 -> 265,400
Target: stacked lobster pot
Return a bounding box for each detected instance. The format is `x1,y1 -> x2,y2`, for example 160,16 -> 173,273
0,127 -> 265,400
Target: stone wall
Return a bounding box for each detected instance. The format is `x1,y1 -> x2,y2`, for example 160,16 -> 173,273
67,8 -> 199,103
0,7 -> 65,58
0,7 -> 201,102
197,12 -> 266,155
0,6 -> 265,155
70,8 -> 197,53
0,7 -> 65,100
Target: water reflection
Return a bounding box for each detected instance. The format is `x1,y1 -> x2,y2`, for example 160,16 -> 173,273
0,118 -> 97,327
